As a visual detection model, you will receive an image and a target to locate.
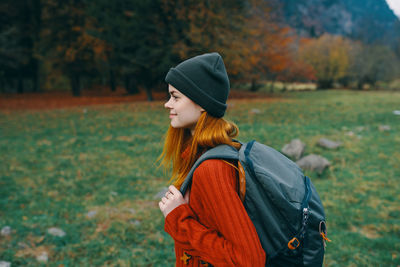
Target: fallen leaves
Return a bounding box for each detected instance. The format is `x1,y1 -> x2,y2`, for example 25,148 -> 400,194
14,234 -> 54,263
350,224 -> 381,239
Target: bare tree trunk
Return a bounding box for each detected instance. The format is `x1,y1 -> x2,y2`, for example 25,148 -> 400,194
124,76 -> 139,94
145,87 -> 153,101
357,80 -> 363,90
71,74 -> 81,96
32,59 -> 39,92
250,78 -> 259,92
317,79 -> 333,90
109,68 -> 116,92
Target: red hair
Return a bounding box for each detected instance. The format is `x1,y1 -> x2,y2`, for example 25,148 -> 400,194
159,112 -> 240,189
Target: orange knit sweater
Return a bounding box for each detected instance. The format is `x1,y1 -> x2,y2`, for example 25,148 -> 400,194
164,158 -> 266,266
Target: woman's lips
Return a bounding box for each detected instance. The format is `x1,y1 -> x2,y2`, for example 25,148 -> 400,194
169,114 -> 177,118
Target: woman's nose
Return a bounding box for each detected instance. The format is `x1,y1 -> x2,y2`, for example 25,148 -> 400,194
164,98 -> 172,109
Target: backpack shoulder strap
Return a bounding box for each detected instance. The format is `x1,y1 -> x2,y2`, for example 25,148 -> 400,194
179,144 -> 239,195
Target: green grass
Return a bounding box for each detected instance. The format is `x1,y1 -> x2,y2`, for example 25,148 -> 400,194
235,81 -> 317,92
1,90 -> 399,266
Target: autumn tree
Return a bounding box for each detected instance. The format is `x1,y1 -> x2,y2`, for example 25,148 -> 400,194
40,0 -> 107,96
349,43 -> 400,89
85,0 -> 138,94
276,52 -> 316,83
162,0 -> 248,76
86,0 -> 176,100
116,0 -> 176,100
299,34 -> 351,89
0,0 -> 41,93
242,2 -> 293,91
0,3 -> 23,92
162,0 -> 294,90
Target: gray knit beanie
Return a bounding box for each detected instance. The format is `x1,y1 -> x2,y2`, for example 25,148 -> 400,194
165,52 -> 230,118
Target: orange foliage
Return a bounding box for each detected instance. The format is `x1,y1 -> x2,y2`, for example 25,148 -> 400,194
298,35 -> 352,83
41,1 -> 109,65
163,0 -> 294,84
277,59 -> 316,82
64,19 -> 108,63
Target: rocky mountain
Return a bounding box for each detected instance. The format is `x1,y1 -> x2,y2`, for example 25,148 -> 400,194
272,0 -> 400,45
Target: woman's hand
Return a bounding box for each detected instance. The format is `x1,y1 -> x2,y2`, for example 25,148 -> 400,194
159,185 -> 188,218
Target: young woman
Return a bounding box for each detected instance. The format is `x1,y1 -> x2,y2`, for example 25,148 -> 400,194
158,53 -> 266,266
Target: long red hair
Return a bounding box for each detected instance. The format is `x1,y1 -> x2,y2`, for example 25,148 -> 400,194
159,112 -> 240,189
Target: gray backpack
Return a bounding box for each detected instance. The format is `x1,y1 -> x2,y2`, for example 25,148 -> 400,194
180,140 -> 329,267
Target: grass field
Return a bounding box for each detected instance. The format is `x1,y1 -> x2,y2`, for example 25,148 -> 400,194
1,90 -> 399,266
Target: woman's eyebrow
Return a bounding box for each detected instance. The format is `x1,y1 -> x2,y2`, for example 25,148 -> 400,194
169,90 -> 178,95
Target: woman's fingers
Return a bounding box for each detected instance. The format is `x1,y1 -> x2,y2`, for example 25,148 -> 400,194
159,185 -> 188,218
169,185 -> 181,195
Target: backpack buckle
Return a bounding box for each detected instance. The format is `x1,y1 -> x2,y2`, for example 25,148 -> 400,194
288,237 -> 300,250
180,252 -> 192,265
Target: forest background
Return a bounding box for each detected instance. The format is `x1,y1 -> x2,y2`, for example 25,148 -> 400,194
1,0 -> 400,100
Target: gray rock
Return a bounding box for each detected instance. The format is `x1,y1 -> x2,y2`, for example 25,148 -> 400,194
250,108 -> 261,114
393,110 -> 400,115
129,220 -> 141,227
107,207 -> 119,214
1,226 -> 11,236
17,242 -> 29,249
0,261 -> 11,267
281,139 -> 306,160
355,126 -> 365,132
296,154 -> 330,174
317,138 -> 342,149
125,208 -> 136,215
378,125 -> 391,132
36,252 -> 48,263
47,227 -> 66,237
154,187 -> 169,200
86,210 -> 97,218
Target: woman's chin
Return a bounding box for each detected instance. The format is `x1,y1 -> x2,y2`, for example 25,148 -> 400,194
170,122 -> 181,129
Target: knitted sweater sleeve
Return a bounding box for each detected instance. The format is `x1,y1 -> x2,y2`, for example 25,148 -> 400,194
164,159 -> 266,267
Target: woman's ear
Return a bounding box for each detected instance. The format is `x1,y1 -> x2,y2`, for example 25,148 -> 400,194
200,107 -> 205,112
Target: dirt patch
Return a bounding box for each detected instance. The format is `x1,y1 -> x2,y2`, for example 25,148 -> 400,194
0,87 -> 276,110
350,224 -> 382,239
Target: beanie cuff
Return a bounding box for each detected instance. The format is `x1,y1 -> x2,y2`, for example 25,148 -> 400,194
165,68 -> 227,118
